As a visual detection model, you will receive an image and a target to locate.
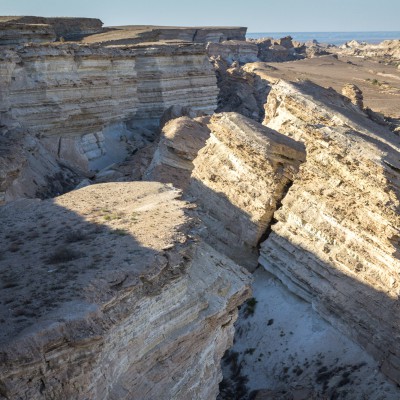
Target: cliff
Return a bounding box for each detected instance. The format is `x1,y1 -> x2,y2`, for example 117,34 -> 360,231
260,79 -> 400,383
0,40 -> 218,200
0,181 -> 251,399
82,25 -> 247,46
0,16 -> 103,45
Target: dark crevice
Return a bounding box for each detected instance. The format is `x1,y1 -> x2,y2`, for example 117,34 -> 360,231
256,180 -> 294,250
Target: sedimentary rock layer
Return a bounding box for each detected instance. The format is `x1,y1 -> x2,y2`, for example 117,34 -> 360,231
0,182 -> 251,399
190,112 -> 305,268
144,116 -> 211,190
0,42 -> 218,172
83,26 -> 247,46
260,80 -> 400,383
0,16 -> 103,45
206,40 -> 259,64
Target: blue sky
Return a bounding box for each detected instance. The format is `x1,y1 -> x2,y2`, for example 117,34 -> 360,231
1,0 -> 399,32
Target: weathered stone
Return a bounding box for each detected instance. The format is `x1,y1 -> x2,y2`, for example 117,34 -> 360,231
0,182 -> 251,399
206,40 -> 259,64
145,116 -> 211,190
342,83 -> 364,109
189,112 -> 305,269
261,79 -> 400,384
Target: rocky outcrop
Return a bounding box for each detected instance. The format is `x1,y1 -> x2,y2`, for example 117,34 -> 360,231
0,41 -> 218,178
260,79 -> 400,384
83,26 -> 247,46
342,83 -> 364,109
0,16 -> 103,45
338,39 -> 400,64
144,116 -> 211,189
206,40 -> 259,64
250,36 -> 306,62
0,181 -> 251,399
189,112 -> 306,269
211,58 -> 270,122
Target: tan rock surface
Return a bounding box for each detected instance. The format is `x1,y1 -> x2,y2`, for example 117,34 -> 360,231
207,40 -> 259,64
82,25 -> 247,45
0,181 -> 251,399
260,79 -> 400,383
144,116 -> 211,190
190,112 -> 305,268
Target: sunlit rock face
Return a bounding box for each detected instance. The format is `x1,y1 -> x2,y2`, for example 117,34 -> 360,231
189,112 -> 306,269
260,79 -> 400,383
0,182 -> 251,400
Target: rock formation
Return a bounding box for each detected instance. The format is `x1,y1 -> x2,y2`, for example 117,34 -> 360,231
342,83 -> 364,109
0,181 -> 251,399
211,58 -> 270,122
83,26 -> 247,46
189,112 -> 305,268
206,40 -> 259,65
338,39 -> 400,64
0,16 -> 103,45
0,39 -> 218,201
260,79 -> 400,383
144,116 -> 211,190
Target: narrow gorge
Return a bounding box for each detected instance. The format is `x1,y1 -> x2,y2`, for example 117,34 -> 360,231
0,16 -> 400,400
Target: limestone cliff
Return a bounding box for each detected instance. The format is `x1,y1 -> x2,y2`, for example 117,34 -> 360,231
260,79 -> 400,383
0,182 -> 251,399
189,112 -> 306,268
0,41 -> 218,200
0,16 -> 103,45
83,26 -> 247,46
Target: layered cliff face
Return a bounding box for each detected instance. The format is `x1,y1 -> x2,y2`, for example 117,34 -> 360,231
189,112 -> 306,268
144,116 -> 211,190
260,79 -> 400,383
0,181 -> 251,400
83,26 -> 247,46
0,40 -> 218,199
0,16 -> 103,45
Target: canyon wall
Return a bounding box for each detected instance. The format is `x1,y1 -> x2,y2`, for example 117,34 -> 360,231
0,182 -> 251,399
0,41 -> 218,201
260,79 -> 400,383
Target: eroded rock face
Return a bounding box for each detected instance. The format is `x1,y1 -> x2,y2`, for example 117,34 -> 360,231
207,40 -> 259,64
83,26 -> 247,46
338,39 -> 400,64
342,83 -> 364,109
260,79 -> 400,383
190,112 -> 306,269
0,16 -> 103,45
0,41 -> 218,198
0,182 -> 251,399
144,116 -> 211,190
212,58 -> 270,122
0,134 -> 79,204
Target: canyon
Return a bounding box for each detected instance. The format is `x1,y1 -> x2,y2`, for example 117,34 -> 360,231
1,16 -> 400,400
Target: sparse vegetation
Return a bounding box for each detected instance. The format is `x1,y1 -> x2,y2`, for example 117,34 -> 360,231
47,246 -> 82,264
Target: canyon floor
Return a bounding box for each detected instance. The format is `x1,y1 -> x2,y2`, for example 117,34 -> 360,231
221,268 -> 400,400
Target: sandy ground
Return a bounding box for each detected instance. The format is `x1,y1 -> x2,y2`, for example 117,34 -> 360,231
245,54 -> 400,119
220,267 -> 400,400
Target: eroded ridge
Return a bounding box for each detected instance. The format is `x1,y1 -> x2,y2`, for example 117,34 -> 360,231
260,79 -> 400,383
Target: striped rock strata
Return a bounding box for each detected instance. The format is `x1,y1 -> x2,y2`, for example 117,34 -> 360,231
260,79 -> 400,383
0,41 -> 218,201
0,181 -> 251,399
189,112 -> 305,269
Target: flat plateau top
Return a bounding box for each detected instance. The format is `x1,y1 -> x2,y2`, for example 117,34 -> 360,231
0,182 -> 191,345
